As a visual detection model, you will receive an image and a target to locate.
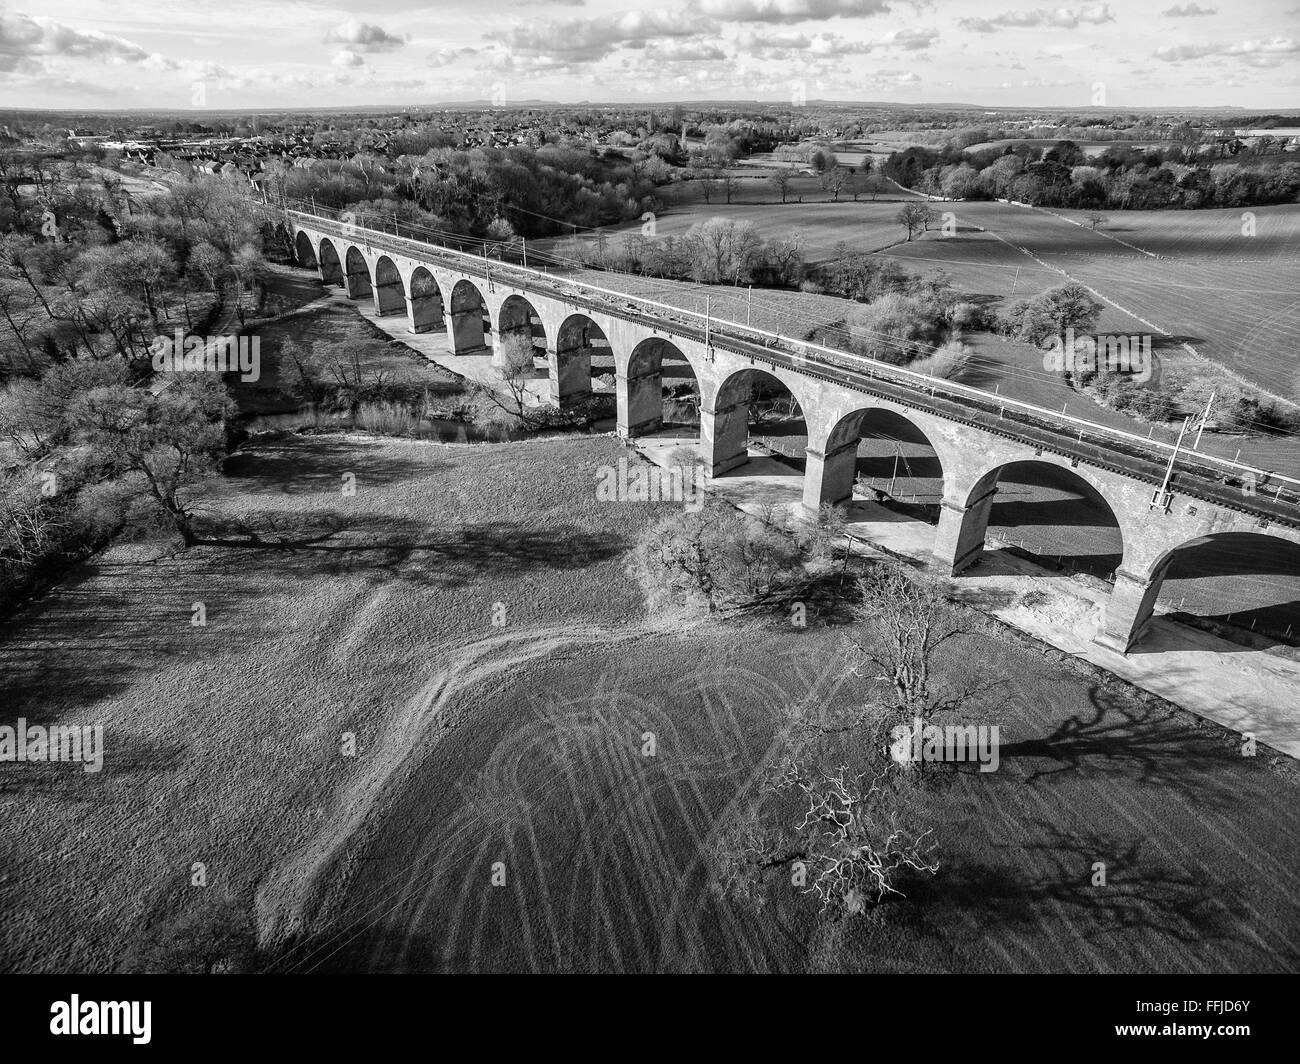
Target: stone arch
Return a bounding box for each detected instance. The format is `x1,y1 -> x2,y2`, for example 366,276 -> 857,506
620,335 -> 701,436
317,237 -> 343,285
497,294 -> 548,354
373,255 -> 404,315
407,267 -> 445,334
1099,530 -> 1300,654
553,313 -> 610,410
807,406 -> 946,527
706,366 -> 808,479
938,458 -> 1125,579
343,245 -> 372,301
293,230 -> 317,270
447,278 -> 490,354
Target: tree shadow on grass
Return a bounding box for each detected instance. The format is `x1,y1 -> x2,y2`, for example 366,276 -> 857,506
0,552 -> 289,726
0,507 -> 628,730
220,436 -> 447,495
0,735 -> 187,800
991,682 -> 1245,809
193,511 -> 630,591
904,824 -> 1271,970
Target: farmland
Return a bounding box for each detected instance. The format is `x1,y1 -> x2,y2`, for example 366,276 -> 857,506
888,201 -> 1300,402
569,182 -> 1300,407
538,184 -> 926,265
962,139 -> 1174,157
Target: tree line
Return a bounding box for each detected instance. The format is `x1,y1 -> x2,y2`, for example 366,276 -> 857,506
883,139 -> 1300,210
0,159 -> 272,609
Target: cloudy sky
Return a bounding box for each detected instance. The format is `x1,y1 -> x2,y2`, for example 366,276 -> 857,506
2,0 -> 1297,110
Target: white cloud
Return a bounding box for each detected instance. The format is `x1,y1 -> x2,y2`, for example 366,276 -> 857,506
331,48 -> 366,68
324,20 -> 407,53
738,24 -> 936,57
428,46 -> 477,68
644,40 -> 728,61
488,10 -> 717,63
877,26 -> 939,49
959,4 -> 1115,33
0,12 -> 159,73
696,0 -> 890,22
1154,37 -> 1298,64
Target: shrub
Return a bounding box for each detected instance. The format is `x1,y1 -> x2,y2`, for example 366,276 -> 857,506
846,292 -> 948,364
948,301 -> 987,330
998,283 -> 1103,346
1217,395 -> 1261,432
1255,399 -> 1300,435
357,400 -> 416,436
911,339 -> 973,380
636,505 -> 812,614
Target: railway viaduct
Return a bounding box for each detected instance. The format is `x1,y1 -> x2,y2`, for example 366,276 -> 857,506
284,210 -> 1300,656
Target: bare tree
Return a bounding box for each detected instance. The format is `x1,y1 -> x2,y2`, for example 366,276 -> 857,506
67,374 -> 233,546
710,561 -> 976,929
230,244 -> 268,324
769,168 -> 793,204
825,166 -> 848,202
0,471 -> 71,568
187,242 -> 228,292
698,170 -> 720,205
841,561 -> 967,720
1086,212 -> 1109,231
472,332 -> 552,430
0,278 -> 41,372
897,202 -> 936,241
721,171 -> 739,205
683,217 -> 762,284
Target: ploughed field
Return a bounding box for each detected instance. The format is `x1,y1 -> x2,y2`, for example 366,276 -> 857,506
0,434 -> 1296,973
881,201 -> 1300,401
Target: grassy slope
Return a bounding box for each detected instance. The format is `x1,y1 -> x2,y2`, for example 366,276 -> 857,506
2,433 -> 1296,973
0,433 -> 670,972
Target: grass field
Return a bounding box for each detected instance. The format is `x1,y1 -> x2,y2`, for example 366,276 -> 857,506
278,596 -> 1300,975
882,201 -> 1300,402
1,432 -> 1296,973
0,433 -> 675,972
536,192 -> 925,267
962,140 -> 1173,157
